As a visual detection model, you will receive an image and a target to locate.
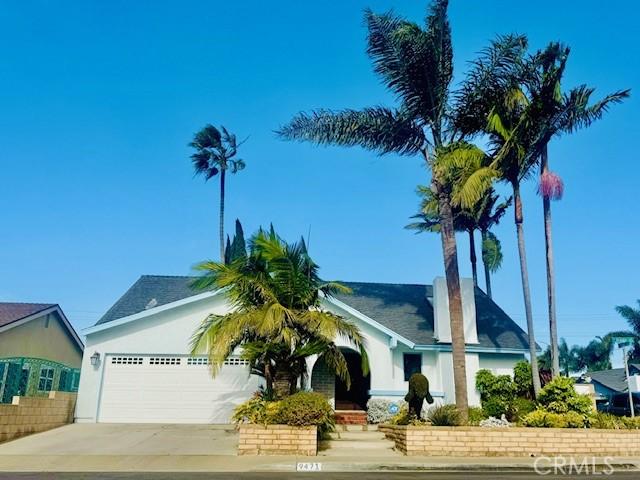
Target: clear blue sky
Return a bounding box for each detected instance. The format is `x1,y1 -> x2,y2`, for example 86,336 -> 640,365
1,1 -> 637,361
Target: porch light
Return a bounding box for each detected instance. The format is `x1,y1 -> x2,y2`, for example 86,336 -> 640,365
90,352 -> 101,366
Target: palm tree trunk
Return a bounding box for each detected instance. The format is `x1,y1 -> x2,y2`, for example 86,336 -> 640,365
436,186 -> 469,420
468,229 -> 478,287
273,366 -> 294,400
481,230 -> 493,299
541,146 -> 560,378
513,182 -> 542,396
219,169 -> 226,261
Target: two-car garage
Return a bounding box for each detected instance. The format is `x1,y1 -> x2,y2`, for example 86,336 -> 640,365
97,354 -> 262,424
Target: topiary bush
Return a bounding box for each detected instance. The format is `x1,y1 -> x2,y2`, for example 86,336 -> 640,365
366,398 -> 407,424
272,392 -> 335,436
427,404 -> 463,426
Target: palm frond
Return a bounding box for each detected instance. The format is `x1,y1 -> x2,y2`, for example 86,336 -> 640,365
277,107 -> 425,156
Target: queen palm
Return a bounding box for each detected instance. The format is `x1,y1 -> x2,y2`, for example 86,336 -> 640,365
475,192 -> 510,298
189,125 -> 246,261
190,228 -> 368,399
278,1 -> 519,418
521,44 -> 629,377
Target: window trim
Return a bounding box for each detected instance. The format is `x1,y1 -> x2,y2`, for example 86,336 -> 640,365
38,367 -> 55,392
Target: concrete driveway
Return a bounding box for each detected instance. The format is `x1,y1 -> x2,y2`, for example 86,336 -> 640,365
0,423 -> 239,456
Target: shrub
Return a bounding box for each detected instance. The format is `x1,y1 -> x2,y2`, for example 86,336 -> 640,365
590,412 -> 623,430
620,416 -> 640,429
510,397 -> 536,422
482,397 -> 510,418
467,406 -> 487,426
366,398 -> 406,424
408,373 -> 430,398
232,394 -> 269,425
272,392 -> 335,436
537,376 -> 593,415
522,409 -> 588,428
427,404 -> 463,426
513,360 -> 534,398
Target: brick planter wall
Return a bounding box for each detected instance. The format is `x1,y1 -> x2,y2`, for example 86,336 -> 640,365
0,391 -> 76,443
238,425 -> 317,456
380,424 -> 640,457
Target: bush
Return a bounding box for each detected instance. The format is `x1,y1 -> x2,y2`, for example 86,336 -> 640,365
232,391 -> 335,438
272,392 -> 335,436
366,398 -> 406,424
427,404 -> 463,426
522,409 -> 588,428
510,397 -> 536,422
467,406 -> 487,426
482,397 -> 510,418
537,376 -> 593,415
513,361 -> 534,398
620,416 -> 640,429
590,412 -> 623,430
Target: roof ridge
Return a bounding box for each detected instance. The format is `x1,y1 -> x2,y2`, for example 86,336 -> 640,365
339,280 -> 429,287
141,274 -> 197,279
0,301 -> 56,306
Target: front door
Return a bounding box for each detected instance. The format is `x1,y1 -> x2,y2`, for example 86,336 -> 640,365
334,350 -> 370,410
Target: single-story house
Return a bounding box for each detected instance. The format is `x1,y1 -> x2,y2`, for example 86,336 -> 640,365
587,364 -> 640,401
75,275 -> 532,424
0,303 -> 84,403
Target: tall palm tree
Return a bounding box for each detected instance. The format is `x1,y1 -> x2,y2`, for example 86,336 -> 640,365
189,125 -> 246,261
190,228 -> 368,399
521,44 -> 630,377
278,2 -> 517,418
452,36 -> 545,394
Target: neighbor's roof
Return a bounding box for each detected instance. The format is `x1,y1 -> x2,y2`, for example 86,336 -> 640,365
589,364 -> 640,394
95,275 -> 531,351
0,302 -> 56,328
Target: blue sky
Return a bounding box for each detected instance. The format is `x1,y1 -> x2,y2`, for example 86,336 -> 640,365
1,1 -> 638,364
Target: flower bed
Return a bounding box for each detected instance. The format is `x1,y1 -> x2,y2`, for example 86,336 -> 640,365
238,424 -> 317,456
380,424 -> 640,457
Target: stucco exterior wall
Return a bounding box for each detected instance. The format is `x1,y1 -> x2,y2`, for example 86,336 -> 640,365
0,312 -> 82,368
76,294 -> 240,423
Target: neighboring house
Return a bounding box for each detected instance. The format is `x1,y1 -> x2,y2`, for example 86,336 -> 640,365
76,275 -> 532,424
0,303 -> 84,403
587,364 -> 640,401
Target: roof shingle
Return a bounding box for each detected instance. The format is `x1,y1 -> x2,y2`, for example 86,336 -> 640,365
0,302 -> 56,328
95,275 -> 531,351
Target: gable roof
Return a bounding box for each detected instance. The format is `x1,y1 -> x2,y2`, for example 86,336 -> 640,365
589,364 -> 640,394
0,302 -> 56,328
0,302 -> 84,351
94,275 -> 531,351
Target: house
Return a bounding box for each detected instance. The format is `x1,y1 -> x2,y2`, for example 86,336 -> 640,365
75,275 -> 532,424
586,364 -> 640,401
0,303 -> 84,403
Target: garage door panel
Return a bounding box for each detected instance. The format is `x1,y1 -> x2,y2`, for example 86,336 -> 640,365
98,355 -> 262,423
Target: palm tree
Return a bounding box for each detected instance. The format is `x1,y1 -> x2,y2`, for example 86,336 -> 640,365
189,125 -> 246,261
190,228 -> 369,399
407,186 -> 509,297
615,301 -> 640,360
452,38 -> 545,394
521,44 -> 630,377
278,2 -> 518,418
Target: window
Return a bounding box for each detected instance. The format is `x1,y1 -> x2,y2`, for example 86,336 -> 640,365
403,353 -> 422,381
149,357 -> 181,365
38,368 -> 55,391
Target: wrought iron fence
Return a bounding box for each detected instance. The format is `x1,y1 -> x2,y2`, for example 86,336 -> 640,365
0,357 -> 80,403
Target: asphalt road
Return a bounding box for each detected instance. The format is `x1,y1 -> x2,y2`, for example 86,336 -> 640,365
1,474 -> 639,480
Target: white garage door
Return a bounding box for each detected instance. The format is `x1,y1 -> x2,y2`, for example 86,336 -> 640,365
98,354 -> 263,424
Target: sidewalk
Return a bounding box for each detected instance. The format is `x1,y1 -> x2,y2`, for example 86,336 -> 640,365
0,454 -> 639,473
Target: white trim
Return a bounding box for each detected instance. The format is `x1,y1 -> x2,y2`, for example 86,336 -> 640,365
83,290 -> 223,336
322,295 -> 415,348
0,305 -> 84,351
413,344 -> 531,354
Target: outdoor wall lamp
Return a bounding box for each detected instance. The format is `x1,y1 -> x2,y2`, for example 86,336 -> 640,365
90,351 -> 101,366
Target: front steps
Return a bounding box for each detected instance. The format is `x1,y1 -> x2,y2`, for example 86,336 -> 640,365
319,426 -> 399,457
334,410 -> 367,425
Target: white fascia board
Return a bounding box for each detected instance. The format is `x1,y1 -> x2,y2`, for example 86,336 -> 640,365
322,294 -> 415,348
83,290 -> 223,336
0,305 -> 84,351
